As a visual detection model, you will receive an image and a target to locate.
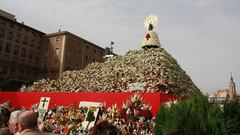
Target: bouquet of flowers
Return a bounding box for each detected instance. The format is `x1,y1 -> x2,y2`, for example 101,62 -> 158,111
119,94 -> 153,134
40,104 -> 86,134
97,94 -> 154,135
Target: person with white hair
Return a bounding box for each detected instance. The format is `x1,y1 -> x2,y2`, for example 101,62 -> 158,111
8,110 -> 22,135
17,111 -> 50,135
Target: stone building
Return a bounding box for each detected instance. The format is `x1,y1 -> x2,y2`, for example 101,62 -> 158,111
44,31 -> 105,78
209,75 -> 237,104
0,10 -> 46,82
0,10 -> 105,86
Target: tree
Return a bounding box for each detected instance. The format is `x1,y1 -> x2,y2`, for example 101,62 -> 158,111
155,96 -> 230,135
223,99 -> 240,135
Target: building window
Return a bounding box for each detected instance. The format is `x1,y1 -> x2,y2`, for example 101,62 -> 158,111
93,58 -> 96,62
28,51 -> 33,59
21,48 -> 26,57
94,49 -> 96,54
85,46 -> 89,51
45,49 -> 49,57
23,37 -> 28,44
11,68 -> 17,76
12,57 -> 17,64
0,41 -> 3,51
4,54 -> 10,59
35,56 -> 40,61
8,32 -> 13,40
36,44 -> 41,50
13,46 -> 19,55
9,22 -> 15,28
75,54 -> 79,59
19,69 -> 24,76
85,55 -> 88,62
25,28 -> 29,32
5,43 -> 11,53
56,36 -> 61,42
0,65 -> 2,73
36,51 -> 40,56
16,34 -> 21,42
30,39 -> 34,47
17,26 -> 22,31
2,66 -> 8,74
32,31 -> 36,36
20,59 -> 25,64
0,29 -> 4,38
44,62 -> 47,69
54,60 -> 58,66
1,19 -> 7,25
55,48 -> 60,56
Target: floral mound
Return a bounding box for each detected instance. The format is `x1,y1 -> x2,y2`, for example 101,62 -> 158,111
22,48 -> 201,97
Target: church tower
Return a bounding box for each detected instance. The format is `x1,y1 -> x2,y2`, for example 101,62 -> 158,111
228,74 -> 236,100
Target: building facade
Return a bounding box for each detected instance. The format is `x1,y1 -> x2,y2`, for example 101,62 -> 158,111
44,31 -> 105,78
209,75 -> 237,104
0,10 -> 105,85
0,11 -> 46,82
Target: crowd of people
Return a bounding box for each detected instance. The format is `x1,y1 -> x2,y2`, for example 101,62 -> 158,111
0,109 -> 121,135
0,109 -> 48,135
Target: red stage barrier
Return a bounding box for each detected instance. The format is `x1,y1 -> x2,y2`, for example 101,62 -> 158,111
0,92 -> 177,116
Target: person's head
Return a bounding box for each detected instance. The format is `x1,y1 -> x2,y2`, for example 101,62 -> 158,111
17,111 -> 38,133
91,120 -> 121,135
0,127 -> 11,135
8,110 -> 22,134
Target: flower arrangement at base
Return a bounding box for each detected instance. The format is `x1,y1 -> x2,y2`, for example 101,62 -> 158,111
40,104 -> 86,134
119,94 -> 154,134
1,94 -> 155,135
97,94 -> 154,135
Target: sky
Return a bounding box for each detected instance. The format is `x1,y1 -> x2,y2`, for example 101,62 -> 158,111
0,0 -> 239,93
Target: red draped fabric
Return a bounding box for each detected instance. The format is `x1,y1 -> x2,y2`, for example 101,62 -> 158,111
0,92 -> 177,116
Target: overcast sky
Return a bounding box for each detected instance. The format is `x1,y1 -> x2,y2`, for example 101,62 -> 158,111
1,0 -> 239,93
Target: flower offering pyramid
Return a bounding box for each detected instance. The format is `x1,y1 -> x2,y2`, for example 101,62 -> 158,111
21,15 -> 200,97
21,48 -> 200,97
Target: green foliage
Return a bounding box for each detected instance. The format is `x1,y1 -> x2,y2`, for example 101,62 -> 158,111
155,96 -> 230,135
223,99 -> 240,135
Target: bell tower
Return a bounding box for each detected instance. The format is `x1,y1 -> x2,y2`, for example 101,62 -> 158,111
228,74 -> 236,100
